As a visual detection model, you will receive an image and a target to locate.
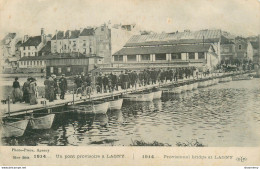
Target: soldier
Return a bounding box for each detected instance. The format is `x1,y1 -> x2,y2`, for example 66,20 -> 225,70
96,73 -> 103,93
122,70 -> 130,89
111,72 -> 118,91
102,74 -> 109,93
119,71 -> 124,89
59,74 -> 67,100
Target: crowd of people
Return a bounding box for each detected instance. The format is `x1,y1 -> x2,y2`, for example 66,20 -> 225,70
73,67 -> 198,95
12,66 -> 232,104
11,74 -> 67,105
11,77 -> 38,105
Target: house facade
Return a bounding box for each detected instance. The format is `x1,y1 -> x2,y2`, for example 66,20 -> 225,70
247,36 -> 260,64
234,37 -> 248,62
17,56 -> 47,73
45,53 -> 103,76
50,24 -> 139,64
20,28 -> 47,58
112,44 -> 218,71
220,35 -> 236,64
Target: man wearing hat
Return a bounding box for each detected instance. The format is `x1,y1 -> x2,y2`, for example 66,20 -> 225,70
59,74 -> 67,99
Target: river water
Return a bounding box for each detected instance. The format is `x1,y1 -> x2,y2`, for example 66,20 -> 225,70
2,79 -> 260,146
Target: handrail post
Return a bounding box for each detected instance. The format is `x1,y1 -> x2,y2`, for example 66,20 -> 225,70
73,87 -> 75,104
8,95 -> 10,116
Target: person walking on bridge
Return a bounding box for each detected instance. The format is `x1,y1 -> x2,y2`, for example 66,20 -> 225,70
59,74 -> 67,100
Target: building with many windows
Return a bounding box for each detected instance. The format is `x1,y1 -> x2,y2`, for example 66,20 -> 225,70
50,23 -> 140,64
20,28 -> 47,58
112,43 -> 218,70
45,53 -> 103,76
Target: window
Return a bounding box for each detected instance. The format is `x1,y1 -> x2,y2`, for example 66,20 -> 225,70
35,46 -> 37,49
188,53 -> 195,59
24,53 -> 26,56
90,47 -> 92,53
23,47 -> 25,50
32,52 -> 34,56
141,54 -> 150,61
58,67 -> 62,73
28,53 -> 30,56
238,45 -> 242,50
64,45 -> 66,49
114,55 -> 123,62
21,62 -> 23,65
224,47 -> 230,53
171,53 -> 181,60
101,27 -> 104,31
50,67 -> 54,73
198,52 -> 205,59
127,55 -> 136,61
155,53 -> 166,60
67,67 -> 71,72
28,46 -> 30,50
83,49 -> 86,54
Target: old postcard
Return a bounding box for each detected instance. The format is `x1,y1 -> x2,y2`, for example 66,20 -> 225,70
0,0 -> 260,166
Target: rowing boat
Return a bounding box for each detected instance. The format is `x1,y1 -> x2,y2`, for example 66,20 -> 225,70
153,90 -> 162,99
2,119 -> 28,137
109,99 -> 123,110
30,114 -> 55,129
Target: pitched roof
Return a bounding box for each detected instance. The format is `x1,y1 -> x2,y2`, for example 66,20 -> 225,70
113,44 -> 212,55
125,38 -> 220,47
16,40 -> 22,46
39,41 -> 51,53
220,35 -> 234,44
69,30 -> 80,39
22,36 -> 42,47
126,29 -> 221,46
250,41 -> 259,49
79,28 -> 95,36
51,31 -> 64,40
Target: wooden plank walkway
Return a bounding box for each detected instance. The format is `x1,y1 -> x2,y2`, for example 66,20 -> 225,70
0,72 -> 246,117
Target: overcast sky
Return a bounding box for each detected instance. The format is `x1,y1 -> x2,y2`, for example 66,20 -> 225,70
0,0 -> 259,39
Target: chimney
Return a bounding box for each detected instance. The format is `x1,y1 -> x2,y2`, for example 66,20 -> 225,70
24,35 -> 29,43
69,30 -> 71,38
41,28 -> 46,44
41,28 -> 45,35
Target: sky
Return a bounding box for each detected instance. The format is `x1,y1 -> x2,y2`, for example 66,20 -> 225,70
0,0 -> 259,39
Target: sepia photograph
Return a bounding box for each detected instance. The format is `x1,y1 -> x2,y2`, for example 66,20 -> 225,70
0,0 -> 260,166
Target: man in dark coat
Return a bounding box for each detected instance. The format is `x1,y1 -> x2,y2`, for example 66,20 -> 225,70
119,71 -> 124,89
111,72 -> 118,91
96,73 -> 103,93
59,74 -> 67,99
102,74 -> 109,93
